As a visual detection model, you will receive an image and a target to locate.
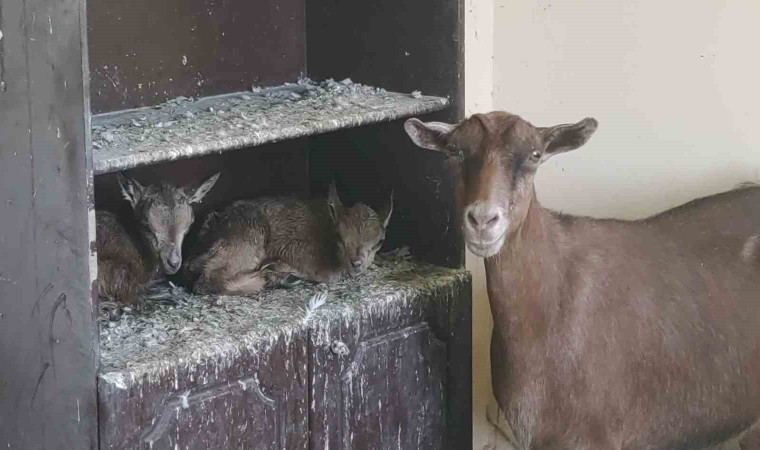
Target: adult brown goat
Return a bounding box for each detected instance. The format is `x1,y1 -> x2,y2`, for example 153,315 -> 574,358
405,112 -> 760,450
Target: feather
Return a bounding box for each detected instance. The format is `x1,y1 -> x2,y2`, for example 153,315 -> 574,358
303,291 -> 328,324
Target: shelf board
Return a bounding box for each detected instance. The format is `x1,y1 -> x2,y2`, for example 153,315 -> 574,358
97,251 -> 467,383
91,80 -> 449,175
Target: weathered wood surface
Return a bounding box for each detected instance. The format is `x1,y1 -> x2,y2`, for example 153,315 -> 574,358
309,270 -> 471,450
97,254 -> 469,449
90,84 -> 448,175
88,0 -> 306,113
99,332 -> 308,449
0,0 -> 98,446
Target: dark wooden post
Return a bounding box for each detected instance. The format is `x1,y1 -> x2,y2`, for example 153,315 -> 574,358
0,0 -> 98,447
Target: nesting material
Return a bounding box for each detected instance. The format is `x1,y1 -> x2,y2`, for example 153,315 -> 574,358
91,79 -> 448,175
98,249 -> 466,382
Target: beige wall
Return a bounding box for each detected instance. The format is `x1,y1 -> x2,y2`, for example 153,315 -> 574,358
493,0 -> 760,219
470,0 -> 760,447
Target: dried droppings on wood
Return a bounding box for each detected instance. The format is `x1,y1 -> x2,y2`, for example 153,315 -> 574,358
98,249 -> 466,383
91,78 -> 449,175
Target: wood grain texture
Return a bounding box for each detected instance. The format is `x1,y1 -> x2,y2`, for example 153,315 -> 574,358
0,0 -> 98,446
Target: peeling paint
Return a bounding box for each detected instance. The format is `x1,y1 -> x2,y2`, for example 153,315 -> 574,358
100,372 -> 128,390
0,24 -> 6,93
179,391 -> 190,409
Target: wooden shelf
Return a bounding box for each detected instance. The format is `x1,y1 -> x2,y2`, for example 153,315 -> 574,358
97,252 -> 467,383
91,80 -> 449,175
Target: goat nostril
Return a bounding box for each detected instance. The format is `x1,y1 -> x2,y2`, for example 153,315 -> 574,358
167,257 -> 181,270
467,211 -> 478,227
486,215 -> 500,226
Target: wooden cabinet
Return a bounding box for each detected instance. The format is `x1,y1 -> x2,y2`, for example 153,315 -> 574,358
0,0 -> 470,447
97,259 -> 469,449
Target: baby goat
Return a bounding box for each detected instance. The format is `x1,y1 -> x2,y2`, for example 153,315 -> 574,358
96,173 -> 220,307
183,183 -> 393,296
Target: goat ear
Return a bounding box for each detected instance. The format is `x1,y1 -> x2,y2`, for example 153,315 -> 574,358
117,173 -> 144,209
404,118 -> 455,153
327,182 -> 343,222
379,190 -> 394,228
539,118 -> 598,160
188,172 -> 220,204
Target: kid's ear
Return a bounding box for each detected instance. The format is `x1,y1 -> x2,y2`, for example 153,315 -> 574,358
327,182 -> 344,222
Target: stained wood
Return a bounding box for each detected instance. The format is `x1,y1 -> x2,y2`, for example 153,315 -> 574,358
87,0 -> 306,113
96,256 -> 468,449
98,332 -> 309,449
90,87 -> 448,175
0,0 -> 98,446
309,275 -> 471,449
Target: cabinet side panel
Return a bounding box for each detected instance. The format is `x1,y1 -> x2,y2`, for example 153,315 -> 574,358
447,275 -> 473,449
0,0 -> 98,447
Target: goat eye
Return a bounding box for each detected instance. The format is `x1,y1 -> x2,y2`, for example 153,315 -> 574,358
530,151 -> 542,161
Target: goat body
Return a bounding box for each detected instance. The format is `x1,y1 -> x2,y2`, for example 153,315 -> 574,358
184,186 -> 391,296
96,210 -> 157,306
405,111 -> 760,449
488,186 -> 760,449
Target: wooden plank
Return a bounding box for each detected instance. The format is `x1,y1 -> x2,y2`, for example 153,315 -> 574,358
0,0 -> 98,446
445,271 -> 473,449
87,0 -> 306,113
91,85 -> 448,175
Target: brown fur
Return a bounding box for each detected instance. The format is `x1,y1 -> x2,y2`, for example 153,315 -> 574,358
96,210 -> 154,306
406,112 -> 760,449
183,184 -> 392,296
96,173 -> 219,306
